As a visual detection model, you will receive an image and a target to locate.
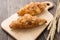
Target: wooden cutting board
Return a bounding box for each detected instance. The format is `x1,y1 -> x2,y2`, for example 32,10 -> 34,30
1,1 -> 53,40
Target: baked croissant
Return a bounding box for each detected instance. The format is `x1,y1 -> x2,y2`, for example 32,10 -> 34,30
9,14 -> 47,29
17,2 -> 46,16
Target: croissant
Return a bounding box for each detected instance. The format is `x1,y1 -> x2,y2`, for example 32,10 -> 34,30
9,14 -> 47,29
17,2 -> 46,16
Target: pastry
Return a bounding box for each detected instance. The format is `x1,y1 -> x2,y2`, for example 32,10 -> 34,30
17,2 -> 46,16
9,14 -> 47,29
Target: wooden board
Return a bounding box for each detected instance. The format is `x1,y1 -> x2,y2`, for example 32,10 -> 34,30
1,1 -> 53,40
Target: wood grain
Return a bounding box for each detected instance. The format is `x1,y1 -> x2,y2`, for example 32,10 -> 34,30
0,0 -> 8,40
0,0 -> 59,40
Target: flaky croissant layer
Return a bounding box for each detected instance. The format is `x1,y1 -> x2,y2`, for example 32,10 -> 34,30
17,2 -> 46,16
9,14 -> 47,29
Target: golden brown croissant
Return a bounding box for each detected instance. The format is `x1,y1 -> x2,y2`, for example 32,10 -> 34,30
9,14 -> 47,29
17,2 -> 46,16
